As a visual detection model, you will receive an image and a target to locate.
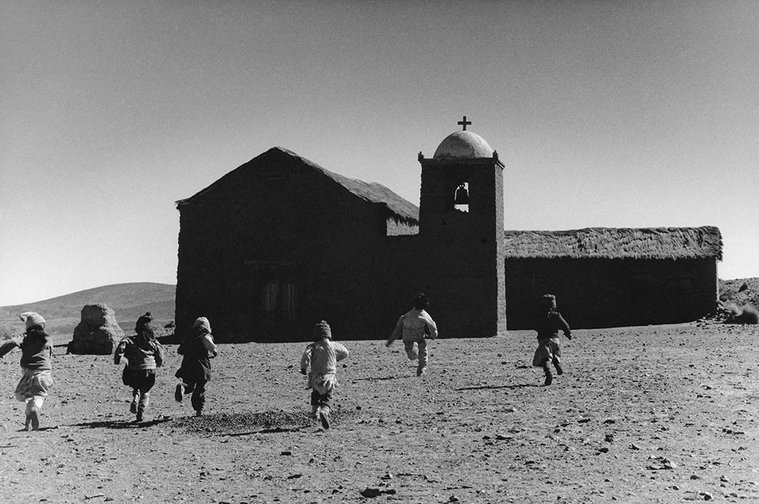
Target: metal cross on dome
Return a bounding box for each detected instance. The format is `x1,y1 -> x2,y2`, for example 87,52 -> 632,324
457,116 -> 472,131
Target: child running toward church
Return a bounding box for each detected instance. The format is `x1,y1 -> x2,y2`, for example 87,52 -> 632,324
0,312 -> 54,431
114,312 -> 164,422
300,320 -> 349,430
532,294 -> 572,386
175,317 -> 218,417
386,293 -> 438,376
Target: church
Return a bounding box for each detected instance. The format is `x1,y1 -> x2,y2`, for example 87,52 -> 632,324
174,119 -> 722,342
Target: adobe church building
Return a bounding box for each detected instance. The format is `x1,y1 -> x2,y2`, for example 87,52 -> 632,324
175,122 -> 722,342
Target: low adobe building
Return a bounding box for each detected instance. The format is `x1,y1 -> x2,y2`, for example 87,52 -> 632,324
504,227 -> 722,329
175,124 -> 721,342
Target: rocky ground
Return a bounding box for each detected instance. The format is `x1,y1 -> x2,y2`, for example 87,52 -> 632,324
1,321 -> 758,503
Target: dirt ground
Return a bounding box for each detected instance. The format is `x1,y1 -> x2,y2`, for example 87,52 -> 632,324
1,322 -> 758,503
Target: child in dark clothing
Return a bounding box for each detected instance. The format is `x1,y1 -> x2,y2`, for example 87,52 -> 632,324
114,312 -> 164,422
175,317 -> 218,417
532,294 -> 572,386
0,312 -> 54,431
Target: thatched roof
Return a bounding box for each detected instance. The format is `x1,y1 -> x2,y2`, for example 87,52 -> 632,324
176,149 -> 721,260
177,147 -> 419,226
504,226 -> 722,260
308,154 -> 420,225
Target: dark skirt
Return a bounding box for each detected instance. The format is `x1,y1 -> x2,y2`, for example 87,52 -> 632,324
175,360 -> 211,384
122,368 -> 156,390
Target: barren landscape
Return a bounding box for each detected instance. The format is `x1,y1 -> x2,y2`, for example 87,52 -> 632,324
1,319 -> 758,503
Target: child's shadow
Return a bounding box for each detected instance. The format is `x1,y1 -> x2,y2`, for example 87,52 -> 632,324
73,417 -> 172,429
15,426 -> 59,433
456,383 -> 540,391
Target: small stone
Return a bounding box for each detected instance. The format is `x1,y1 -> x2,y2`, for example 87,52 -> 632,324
359,488 -> 381,498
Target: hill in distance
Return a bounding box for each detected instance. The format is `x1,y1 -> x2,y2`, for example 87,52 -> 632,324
0,282 -> 175,337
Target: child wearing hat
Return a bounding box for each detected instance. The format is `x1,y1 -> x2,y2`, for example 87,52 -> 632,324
175,317 -> 218,417
386,293 -> 438,376
114,312 -> 164,422
299,320 -> 349,429
532,294 -> 572,386
0,312 -> 54,431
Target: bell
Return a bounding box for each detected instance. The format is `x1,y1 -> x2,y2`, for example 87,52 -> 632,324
454,184 -> 469,205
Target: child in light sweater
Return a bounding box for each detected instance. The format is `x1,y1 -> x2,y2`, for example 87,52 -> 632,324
0,312 -> 54,431
114,312 -> 164,422
386,293 -> 438,376
300,320 -> 349,430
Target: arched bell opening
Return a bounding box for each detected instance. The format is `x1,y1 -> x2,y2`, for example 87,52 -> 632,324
454,182 -> 469,213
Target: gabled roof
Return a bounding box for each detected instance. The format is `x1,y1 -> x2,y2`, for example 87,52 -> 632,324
504,226 -> 722,260
176,147 -> 420,225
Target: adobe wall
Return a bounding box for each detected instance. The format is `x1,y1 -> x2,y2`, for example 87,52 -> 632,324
505,257 -> 719,329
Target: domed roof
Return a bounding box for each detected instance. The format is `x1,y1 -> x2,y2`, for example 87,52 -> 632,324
433,130 -> 494,160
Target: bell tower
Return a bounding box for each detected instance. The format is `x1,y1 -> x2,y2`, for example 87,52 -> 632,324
417,117 -> 506,337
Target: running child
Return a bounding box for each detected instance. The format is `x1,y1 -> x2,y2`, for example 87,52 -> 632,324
300,320 -> 349,430
532,294 -> 572,386
386,293 -> 438,376
175,317 -> 218,417
0,312 -> 54,431
114,312 -> 164,422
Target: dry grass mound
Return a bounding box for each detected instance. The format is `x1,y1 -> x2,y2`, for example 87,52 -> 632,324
718,278 -> 759,324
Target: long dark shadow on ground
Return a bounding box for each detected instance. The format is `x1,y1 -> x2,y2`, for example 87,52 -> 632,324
456,383 -> 540,391
73,417 -> 172,429
222,426 -> 306,436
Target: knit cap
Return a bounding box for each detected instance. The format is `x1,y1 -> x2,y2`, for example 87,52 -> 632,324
19,312 -> 46,330
135,312 -> 153,333
540,294 -> 557,309
193,317 -> 211,334
313,320 -> 332,340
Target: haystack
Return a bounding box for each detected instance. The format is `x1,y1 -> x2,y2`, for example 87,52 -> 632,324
67,304 -> 124,355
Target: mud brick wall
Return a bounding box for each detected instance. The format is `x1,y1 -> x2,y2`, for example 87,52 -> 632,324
505,257 -> 719,329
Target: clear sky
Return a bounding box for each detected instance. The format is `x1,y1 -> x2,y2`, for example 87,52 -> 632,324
1,1 -> 757,306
